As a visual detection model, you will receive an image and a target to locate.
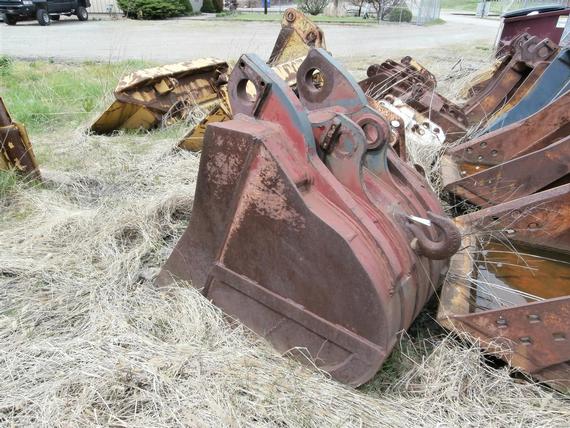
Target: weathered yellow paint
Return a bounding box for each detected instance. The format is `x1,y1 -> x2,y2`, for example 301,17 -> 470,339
90,59 -> 229,134
0,98 -> 41,180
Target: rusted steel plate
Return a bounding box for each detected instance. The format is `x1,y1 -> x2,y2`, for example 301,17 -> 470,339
443,136 -> 570,207
460,184 -> 570,254
446,92 -> 570,167
448,295 -> 570,390
439,219 -> 570,393
0,97 -> 41,180
159,48 -> 460,386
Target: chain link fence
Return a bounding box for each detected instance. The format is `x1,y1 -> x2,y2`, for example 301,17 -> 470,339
407,0 -> 441,25
477,0 -> 569,16
500,0 -> 570,12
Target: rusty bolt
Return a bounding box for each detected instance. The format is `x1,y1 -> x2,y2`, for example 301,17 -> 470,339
305,31 -> 318,45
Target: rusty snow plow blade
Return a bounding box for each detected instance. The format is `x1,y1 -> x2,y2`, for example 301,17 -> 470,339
360,34 -> 559,143
439,185 -> 570,392
158,48 -> 461,386
178,8 -> 326,152
0,97 -> 41,180
90,59 -> 229,134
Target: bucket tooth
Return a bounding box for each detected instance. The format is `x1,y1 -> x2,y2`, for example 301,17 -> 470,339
0,97 -> 41,181
158,49 -> 460,386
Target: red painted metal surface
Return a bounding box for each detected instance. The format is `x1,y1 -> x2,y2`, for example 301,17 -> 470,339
158,48 -> 460,386
498,7 -> 569,48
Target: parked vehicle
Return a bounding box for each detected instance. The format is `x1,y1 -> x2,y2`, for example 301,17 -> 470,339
0,0 -> 90,26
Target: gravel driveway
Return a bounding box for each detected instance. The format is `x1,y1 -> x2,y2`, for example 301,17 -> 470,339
0,13 -> 500,62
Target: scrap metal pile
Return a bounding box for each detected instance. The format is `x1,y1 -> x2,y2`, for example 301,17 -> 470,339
4,8 -> 567,391
95,8 -> 570,391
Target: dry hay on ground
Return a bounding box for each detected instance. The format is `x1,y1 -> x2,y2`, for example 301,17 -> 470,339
1,50 -> 569,425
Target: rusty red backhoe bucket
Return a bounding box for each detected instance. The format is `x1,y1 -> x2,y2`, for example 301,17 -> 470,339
158,48 -> 461,386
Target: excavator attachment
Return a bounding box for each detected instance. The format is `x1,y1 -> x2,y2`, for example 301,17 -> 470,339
442,91 -> 569,207
360,57 -> 470,143
91,8 -> 325,140
178,8 -> 326,152
360,34 -> 560,143
0,97 -> 41,181
158,49 -> 461,386
439,186 -> 570,392
90,59 -> 229,134
267,8 -> 326,66
437,38 -> 569,391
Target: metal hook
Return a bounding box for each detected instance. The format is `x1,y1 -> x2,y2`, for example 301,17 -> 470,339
406,212 -> 461,260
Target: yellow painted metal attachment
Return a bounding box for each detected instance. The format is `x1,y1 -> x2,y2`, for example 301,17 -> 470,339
267,8 -> 326,67
0,97 -> 41,181
178,9 -> 327,152
90,58 -> 229,134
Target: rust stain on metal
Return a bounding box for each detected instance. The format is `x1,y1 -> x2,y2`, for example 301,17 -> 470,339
0,97 -> 41,180
360,34 -> 560,143
158,48 -> 460,387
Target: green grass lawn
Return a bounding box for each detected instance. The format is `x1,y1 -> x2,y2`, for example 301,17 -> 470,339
441,0 -> 478,11
441,0 -> 504,14
0,57 -> 152,133
215,11 -> 377,24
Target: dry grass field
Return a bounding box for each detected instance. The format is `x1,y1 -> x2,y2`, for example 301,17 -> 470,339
1,45 -> 569,426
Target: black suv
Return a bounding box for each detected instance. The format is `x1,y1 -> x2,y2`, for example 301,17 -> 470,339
0,0 -> 91,26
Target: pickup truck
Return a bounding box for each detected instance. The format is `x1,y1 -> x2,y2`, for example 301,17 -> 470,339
0,0 -> 91,26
